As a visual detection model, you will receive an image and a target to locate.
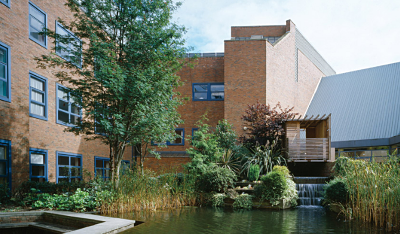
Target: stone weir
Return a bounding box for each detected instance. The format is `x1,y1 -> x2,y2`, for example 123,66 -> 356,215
294,177 -> 330,206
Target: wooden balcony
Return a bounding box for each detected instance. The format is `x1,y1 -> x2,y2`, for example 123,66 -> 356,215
287,138 -> 331,162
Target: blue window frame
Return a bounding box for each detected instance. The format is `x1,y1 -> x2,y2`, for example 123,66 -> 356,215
192,83 -> 224,101
56,84 -> 81,126
0,41 -> 11,102
95,157 -> 130,180
29,71 -> 48,120
55,21 -> 82,67
152,128 -> 185,146
0,0 -> 10,8
56,151 -> 82,183
0,139 -> 11,191
29,148 -> 47,182
29,2 -> 47,48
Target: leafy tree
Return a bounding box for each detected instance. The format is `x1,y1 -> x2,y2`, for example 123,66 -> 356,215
240,101 -> 297,149
36,0 -> 191,187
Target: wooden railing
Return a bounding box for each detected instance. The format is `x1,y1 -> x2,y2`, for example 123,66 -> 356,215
287,138 -> 329,161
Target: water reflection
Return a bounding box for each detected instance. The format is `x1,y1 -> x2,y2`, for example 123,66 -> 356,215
107,206 -> 386,234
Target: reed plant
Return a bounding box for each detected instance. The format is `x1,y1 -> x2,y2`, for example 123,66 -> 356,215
336,156 -> 400,231
99,169 -> 197,214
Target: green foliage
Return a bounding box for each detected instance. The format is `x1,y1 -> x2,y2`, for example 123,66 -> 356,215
233,194 -> 253,209
333,156 -> 352,177
248,164 -> 260,182
215,119 -> 237,150
324,177 -> 348,203
272,165 -> 290,177
32,188 -> 98,212
197,166 -> 237,193
210,193 -> 226,207
36,0 -> 191,185
254,169 -> 298,206
0,183 -> 10,205
242,142 -> 286,177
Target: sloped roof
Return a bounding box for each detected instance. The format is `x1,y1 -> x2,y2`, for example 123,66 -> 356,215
306,62 -> 400,144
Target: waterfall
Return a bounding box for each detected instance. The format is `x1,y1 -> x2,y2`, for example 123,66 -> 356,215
294,177 -> 328,207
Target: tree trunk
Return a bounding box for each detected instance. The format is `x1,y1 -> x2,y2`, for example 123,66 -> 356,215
110,141 -> 126,190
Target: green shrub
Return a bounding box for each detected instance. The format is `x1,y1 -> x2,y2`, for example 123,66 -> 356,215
254,170 -> 298,206
210,193 -> 226,207
197,166 -> 237,193
333,156 -> 351,177
248,164 -> 260,181
272,165 -> 290,177
0,183 -> 10,205
324,177 -> 349,203
233,194 -> 253,209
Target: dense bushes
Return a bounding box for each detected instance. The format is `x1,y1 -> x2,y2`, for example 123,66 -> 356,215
197,166 -> 236,193
233,194 -> 253,209
254,166 -> 297,207
324,177 -> 348,203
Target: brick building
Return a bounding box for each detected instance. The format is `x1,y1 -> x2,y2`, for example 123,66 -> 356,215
0,0 -> 335,189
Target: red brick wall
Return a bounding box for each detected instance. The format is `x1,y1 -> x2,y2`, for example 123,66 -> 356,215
0,0 -> 131,188
224,40 -> 267,135
144,157 -> 191,172
231,26 -> 286,38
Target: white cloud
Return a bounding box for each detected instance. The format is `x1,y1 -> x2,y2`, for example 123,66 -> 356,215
173,0 -> 400,74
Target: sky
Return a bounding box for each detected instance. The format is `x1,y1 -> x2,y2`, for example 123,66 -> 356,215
173,0 -> 400,74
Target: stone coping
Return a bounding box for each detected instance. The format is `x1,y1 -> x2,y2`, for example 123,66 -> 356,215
0,211 -> 136,234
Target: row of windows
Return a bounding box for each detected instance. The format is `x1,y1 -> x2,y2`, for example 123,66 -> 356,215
192,83 -> 224,101
153,128 -> 200,146
0,139 -> 130,190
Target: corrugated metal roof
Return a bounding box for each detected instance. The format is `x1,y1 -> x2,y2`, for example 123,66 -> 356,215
306,62 -> 400,143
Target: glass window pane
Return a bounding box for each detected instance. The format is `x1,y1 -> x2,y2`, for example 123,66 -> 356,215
30,16 -> 44,31
210,84 -> 224,92
59,99 -> 68,111
194,93 -> 207,100
0,80 -> 6,97
0,146 -> 5,160
355,151 -> 371,157
105,169 -> 110,177
0,64 -> 5,79
0,162 -> 6,175
71,167 -> 81,176
71,157 -> 81,166
32,90 -> 44,103
173,130 -> 183,144
340,151 -> 355,158
31,153 -> 44,164
372,150 -> 388,157
95,159 -> 103,168
71,104 -> 80,114
30,78 -> 44,91
59,167 -> 69,176
71,115 -> 80,125
57,88 -> 68,100
104,160 -> 110,168
96,169 -> 103,177
32,165 -> 45,176
0,48 -> 6,63
211,92 -> 224,100
194,84 -> 207,92
58,110 -> 69,123
59,178 -> 69,182
58,156 -> 69,165
30,6 -> 45,23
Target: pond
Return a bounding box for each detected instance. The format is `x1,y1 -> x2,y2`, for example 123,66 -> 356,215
107,206 -> 386,233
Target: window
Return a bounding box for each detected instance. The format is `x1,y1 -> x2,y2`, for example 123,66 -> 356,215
57,152 -> 82,183
0,41 -> 11,102
56,84 -> 81,126
0,139 -> 11,190
0,0 -> 10,8
30,148 -> 47,182
169,128 -> 185,146
192,83 -> 224,101
29,72 -> 47,120
55,22 -> 82,67
95,157 -> 130,180
152,128 -> 185,146
29,2 -> 47,47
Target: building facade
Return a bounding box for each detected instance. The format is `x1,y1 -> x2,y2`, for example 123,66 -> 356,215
0,0 -> 132,190
148,20 -> 335,170
1,1 -> 338,188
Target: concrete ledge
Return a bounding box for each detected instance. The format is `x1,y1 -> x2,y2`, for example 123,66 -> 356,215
0,211 -> 136,234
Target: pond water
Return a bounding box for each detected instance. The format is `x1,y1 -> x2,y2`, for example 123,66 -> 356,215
108,206 -> 386,233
